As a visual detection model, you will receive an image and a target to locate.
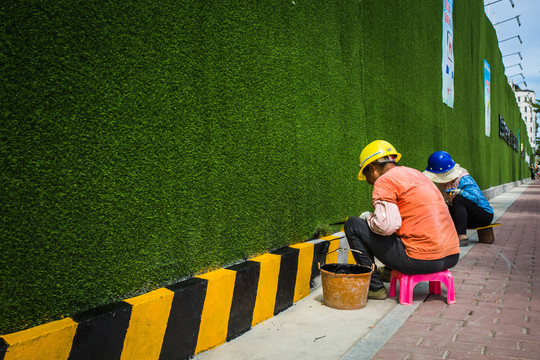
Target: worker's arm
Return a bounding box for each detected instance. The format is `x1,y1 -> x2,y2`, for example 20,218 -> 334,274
367,200 -> 402,236
456,176 -> 484,204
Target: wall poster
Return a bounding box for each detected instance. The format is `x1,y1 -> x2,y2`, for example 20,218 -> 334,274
442,0 -> 454,108
484,60 -> 491,137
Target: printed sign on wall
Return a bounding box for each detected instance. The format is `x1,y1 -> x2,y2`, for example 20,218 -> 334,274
484,60 -> 491,137
442,0 -> 454,108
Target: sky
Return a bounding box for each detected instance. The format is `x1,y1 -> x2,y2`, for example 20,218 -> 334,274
484,0 -> 540,99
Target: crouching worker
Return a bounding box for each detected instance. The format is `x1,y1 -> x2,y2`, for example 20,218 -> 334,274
423,151 -> 494,247
345,141 -> 460,300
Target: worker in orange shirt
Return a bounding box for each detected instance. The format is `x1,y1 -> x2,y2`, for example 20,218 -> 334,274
344,140 -> 460,300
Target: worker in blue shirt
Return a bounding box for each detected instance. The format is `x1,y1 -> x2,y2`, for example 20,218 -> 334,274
423,151 -> 494,247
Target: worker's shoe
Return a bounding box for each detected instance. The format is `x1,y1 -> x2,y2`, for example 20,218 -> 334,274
368,287 -> 388,300
459,236 -> 469,247
378,266 -> 392,282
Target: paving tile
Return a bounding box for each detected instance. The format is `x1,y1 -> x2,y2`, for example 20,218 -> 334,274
420,337 -> 483,353
380,341 -> 448,358
371,349 -> 411,360
410,355 -> 444,360
520,340 -> 540,352
446,350 -> 513,360
483,345 -> 535,358
453,333 -> 518,348
408,316 -> 465,328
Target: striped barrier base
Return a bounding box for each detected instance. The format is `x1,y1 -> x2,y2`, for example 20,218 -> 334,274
0,233 -> 354,360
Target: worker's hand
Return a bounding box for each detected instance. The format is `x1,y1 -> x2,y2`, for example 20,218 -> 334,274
360,211 -> 372,220
445,188 -> 463,197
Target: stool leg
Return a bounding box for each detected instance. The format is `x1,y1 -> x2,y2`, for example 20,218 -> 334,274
478,227 -> 494,244
401,276 -> 413,305
389,270 -> 399,297
429,281 -> 441,295
442,272 -> 456,304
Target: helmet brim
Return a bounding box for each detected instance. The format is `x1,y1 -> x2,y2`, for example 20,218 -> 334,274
358,153 -> 401,181
358,169 -> 366,181
423,164 -> 465,183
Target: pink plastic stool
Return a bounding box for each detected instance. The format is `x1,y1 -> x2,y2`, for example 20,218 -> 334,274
389,269 -> 455,305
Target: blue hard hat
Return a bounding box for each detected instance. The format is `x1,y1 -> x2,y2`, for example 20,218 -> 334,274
425,151 -> 456,173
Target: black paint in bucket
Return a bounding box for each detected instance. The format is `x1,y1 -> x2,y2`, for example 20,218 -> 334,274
320,263 -> 371,275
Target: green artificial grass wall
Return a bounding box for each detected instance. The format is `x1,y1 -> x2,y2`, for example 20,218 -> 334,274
0,0 -> 530,333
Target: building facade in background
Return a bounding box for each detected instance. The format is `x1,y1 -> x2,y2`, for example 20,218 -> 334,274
513,86 -> 537,154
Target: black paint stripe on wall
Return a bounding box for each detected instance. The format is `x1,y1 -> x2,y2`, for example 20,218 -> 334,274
311,241 -> 330,288
159,277 -> 208,360
0,337 -> 7,360
226,261 -> 261,342
271,246 -> 299,315
68,302 -> 132,360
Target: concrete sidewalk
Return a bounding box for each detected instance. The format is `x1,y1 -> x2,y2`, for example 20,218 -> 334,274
195,181 -> 534,360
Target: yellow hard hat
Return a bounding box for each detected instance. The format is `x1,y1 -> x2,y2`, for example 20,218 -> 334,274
358,140 -> 401,180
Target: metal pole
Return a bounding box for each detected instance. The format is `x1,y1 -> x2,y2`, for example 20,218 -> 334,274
499,35 -> 522,44
493,15 -> 521,26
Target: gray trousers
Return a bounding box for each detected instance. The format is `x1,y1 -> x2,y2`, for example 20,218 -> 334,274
344,217 -> 459,291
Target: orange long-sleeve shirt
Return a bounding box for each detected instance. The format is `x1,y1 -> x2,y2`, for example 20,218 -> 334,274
371,166 -> 459,260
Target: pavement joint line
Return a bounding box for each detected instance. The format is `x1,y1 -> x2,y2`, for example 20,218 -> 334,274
338,182 -> 530,360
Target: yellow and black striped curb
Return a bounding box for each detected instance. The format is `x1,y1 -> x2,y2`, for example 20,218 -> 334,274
0,233 -> 352,360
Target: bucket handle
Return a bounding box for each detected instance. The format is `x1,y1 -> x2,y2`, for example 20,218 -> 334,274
318,248 -> 374,271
